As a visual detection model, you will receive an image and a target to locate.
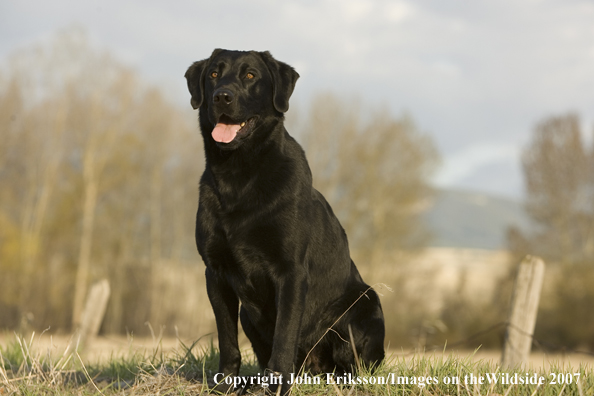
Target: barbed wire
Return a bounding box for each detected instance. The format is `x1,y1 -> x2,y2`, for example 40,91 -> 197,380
392,321 -> 594,358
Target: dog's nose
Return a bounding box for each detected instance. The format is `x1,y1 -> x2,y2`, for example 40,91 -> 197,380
213,88 -> 234,105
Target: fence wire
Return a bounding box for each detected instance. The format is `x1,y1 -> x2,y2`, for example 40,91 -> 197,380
393,321 -> 594,358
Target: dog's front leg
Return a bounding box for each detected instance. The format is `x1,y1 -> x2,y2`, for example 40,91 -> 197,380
205,268 -> 241,384
268,269 -> 308,394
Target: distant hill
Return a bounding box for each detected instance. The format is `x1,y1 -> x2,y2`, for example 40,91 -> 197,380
423,189 -> 533,250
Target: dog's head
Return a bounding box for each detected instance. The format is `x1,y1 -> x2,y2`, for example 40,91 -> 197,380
185,49 -> 299,150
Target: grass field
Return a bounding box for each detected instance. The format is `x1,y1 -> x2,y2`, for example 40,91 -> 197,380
1,333 -> 592,395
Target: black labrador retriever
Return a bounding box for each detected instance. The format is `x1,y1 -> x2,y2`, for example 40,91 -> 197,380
185,49 -> 385,394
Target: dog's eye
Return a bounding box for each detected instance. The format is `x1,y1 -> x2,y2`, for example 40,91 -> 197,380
210,71 -> 218,78
246,72 -> 255,79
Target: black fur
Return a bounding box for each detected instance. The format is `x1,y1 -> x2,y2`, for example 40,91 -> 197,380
185,49 -> 385,395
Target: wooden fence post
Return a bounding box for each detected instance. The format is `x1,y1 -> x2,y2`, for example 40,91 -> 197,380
73,279 -> 111,352
501,256 -> 545,368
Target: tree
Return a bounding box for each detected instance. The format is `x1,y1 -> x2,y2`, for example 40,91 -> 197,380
292,93 -> 439,267
508,113 -> 594,350
0,28 -> 204,334
514,114 -> 594,263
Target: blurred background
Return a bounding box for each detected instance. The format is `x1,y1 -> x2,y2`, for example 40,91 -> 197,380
1,1 -> 593,354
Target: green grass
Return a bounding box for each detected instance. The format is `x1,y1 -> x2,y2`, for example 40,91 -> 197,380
0,336 -> 592,395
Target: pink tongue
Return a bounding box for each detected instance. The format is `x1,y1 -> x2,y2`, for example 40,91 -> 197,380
212,122 -> 241,143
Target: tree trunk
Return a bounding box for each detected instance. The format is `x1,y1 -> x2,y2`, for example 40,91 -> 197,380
72,150 -> 99,329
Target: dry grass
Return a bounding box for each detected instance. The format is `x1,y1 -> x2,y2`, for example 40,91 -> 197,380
1,331 -> 593,396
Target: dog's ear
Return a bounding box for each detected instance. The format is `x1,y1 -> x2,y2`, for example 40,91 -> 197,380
259,51 -> 299,113
185,59 -> 207,110
184,48 -> 224,110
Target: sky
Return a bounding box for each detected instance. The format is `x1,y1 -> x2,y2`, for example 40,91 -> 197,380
2,0 -> 594,199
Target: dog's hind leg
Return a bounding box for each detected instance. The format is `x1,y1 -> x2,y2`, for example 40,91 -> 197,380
353,295 -> 385,371
359,317 -> 385,370
339,288 -> 385,372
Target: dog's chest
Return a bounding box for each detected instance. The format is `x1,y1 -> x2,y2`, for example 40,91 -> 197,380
217,239 -> 277,309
